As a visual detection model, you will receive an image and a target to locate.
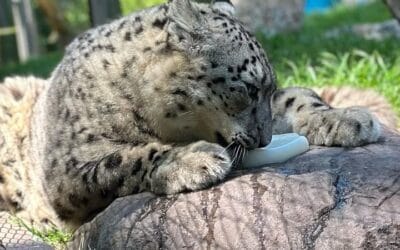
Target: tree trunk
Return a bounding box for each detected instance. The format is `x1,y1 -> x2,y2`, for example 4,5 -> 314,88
0,0 -> 18,64
385,0 -> 400,23
10,0 -> 40,62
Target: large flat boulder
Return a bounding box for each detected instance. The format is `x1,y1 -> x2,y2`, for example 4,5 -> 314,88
69,128 -> 400,249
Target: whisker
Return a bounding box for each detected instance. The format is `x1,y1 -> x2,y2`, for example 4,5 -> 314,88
228,152 -> 238,167
238,147 -> 244,161
178,111 -> 194,117
233,146 -> 240,160
229,145 -> 240,166
237,146 -> 245,167
243,148 -> 248,161
233,145 -> 244,167
218,141 -> 235,156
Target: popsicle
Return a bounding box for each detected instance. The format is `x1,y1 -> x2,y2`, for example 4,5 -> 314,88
242,133 -> 309,168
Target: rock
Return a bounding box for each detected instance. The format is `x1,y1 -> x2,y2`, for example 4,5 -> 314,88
325,19 -> 400,40
230,0 -> 305,36
68,128 -> 400,249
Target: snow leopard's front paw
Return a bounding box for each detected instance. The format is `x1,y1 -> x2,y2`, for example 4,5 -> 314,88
151,141 -> 232,194
295,107 -> 381,147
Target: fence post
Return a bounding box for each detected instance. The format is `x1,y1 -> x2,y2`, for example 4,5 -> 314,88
0,0 -> 18,64
384,0 -> 400,23
88,0 -> 121,27
11,0 -> 40,62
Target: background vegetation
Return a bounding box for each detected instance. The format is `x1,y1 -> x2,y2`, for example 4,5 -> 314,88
0,0 -> 399,117
260,1 -> 400,116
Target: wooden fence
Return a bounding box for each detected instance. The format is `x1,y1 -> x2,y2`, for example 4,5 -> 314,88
1,0 -> 398,64
0,0 -> 39,63
0,0 -> 122,64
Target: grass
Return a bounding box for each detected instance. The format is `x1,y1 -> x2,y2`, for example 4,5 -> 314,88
0,52 -> 62,80
120,0 -> 165,15
1,2 -> 398,115
12,216 -> 72,249
276,50 -> 400,116
258,0 -> 400,116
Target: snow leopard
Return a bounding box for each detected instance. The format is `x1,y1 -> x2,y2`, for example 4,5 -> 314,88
0,0 -> 381,230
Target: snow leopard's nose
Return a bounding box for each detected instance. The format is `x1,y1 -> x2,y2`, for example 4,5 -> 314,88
257,124 -> 272,148
258,136 -> 271,148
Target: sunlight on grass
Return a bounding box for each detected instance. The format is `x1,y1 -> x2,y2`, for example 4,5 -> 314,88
0,52 -> 62,80
277,50 -> 400,116
304,1 -> 392,31
120,0 -> 165,15
0,0 -> 398,117
258,0 -> 400,118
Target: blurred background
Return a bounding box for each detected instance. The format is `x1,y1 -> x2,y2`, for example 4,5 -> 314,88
0,0 -> 399,122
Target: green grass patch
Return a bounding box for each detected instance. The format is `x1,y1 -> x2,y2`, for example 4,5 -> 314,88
11,216 -> 72,249
259,0 -> 400,117
275,50 -> 400,116
0,0 -> 398,117
304,1 -> 392,32
0,52 -> 62,81
120,0 -> 165,15
259,1 -> 399,63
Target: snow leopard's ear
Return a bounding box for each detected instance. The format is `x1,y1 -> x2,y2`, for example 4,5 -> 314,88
211,0 -> 235,16
167,0 -> 205,33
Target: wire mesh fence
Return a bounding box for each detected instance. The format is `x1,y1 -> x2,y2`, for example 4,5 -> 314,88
0,212 -> 52,250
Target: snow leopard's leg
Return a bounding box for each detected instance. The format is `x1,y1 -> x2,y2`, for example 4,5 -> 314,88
271,87 -> 381,147
45,140 -> 231,225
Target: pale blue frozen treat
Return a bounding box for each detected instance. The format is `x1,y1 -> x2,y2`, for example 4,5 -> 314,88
242,133 -> 309,168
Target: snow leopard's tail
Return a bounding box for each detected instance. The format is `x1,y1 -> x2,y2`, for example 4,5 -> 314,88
0,76 -> 61,232
0,76 -> 46,213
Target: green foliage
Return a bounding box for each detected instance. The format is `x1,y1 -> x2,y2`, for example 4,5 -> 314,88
61,0 -> 90,31
304,1 -> 392,32
120,0 -> 211,15
259,1 -> 399,64
276,51 -> 400,116
0,52 -> 62,80
258,0 -> 400,117
120,0 -> 165,15
0,0 -> 398,117
12,216 -> 72,249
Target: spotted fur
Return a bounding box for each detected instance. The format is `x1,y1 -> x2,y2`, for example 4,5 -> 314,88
271,87 -> 380,147
0,0 -> 381,230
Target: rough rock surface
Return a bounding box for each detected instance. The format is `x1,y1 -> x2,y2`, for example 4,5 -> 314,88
69,128 -> 400,249
231,0 -> 304,36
